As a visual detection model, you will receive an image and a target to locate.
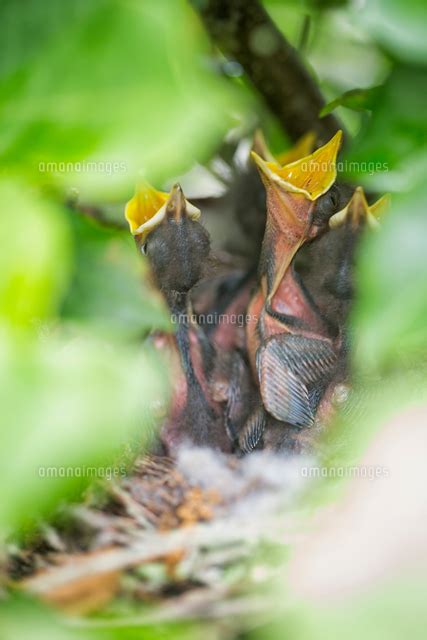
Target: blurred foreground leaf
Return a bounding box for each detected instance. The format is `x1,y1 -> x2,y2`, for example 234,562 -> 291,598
0,179 -> 70,328
0,595 -> 199,640
355,0 -> 427,64
345,66 -> 427,190
0,177 -> 169,535
352,183 -> 427,375
0,596 -> 87,640
0,327 -> 168,534
0,0 -> 248,199
266,579 -> 427,640
61,213 -> 170,338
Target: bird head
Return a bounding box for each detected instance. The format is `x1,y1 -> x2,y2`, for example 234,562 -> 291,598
329,186 -> 390,231
125,181 -> 201,249
125,182 -> 209,295
251,130 -> 343,300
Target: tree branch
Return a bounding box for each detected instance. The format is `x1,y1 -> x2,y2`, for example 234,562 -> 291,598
66,197 -> 127,231
191,0 -> 345,145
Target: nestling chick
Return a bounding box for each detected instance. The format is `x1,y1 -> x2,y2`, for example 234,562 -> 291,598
126,182 -> 229,452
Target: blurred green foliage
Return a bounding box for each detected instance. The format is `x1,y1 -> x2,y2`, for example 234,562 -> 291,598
357,0 -> 427,64
61,214 -> 170,338
353,184 -> 427,375
0,180 -> 70,328
0,594 -> 203,640
0,326 -> 166,532
0,0 -> 248,199
263,579 -> 427,640
345,66 -> 427,191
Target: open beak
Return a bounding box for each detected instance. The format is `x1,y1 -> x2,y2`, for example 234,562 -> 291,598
252,130 -> 316,165
275,131 -> 316,166
251,130 -> 343,301
125,181 -> 200,244
251,130 -> 342,202
329,187 -> 390,231
165,183 -> 201,223
252,130 -> 276,162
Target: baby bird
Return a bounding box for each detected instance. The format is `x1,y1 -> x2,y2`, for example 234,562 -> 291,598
125,182 -> 229,451
240,182 -> 387,454
239,131 -> 358,452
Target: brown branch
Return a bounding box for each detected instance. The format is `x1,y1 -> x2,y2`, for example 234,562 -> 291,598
66,197 -> 127,231
191,0 -> 345,145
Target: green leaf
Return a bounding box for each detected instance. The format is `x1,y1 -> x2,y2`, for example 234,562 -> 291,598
352,183 -> 427,375
344,66 -> 427,190
0,0 -> 248,200
61,212 -> 170,338
270,578 -> 427,640
0,596 -> 85,640
320,86 -> 381,117
0,179 -> 71,329
0,327 -> 168,534
307,0 -> 348,8
355,0 -> 427,64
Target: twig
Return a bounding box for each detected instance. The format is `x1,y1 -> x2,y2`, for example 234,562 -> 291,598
109,485 -> 158,529
66,197 -> 127,231
22,515 -> 296,595
191,0 -> 345,145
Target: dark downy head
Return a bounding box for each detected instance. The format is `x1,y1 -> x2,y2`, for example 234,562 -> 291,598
125,181 -> 210,295
295,186 -> 389,337
312,182 -> 354,227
